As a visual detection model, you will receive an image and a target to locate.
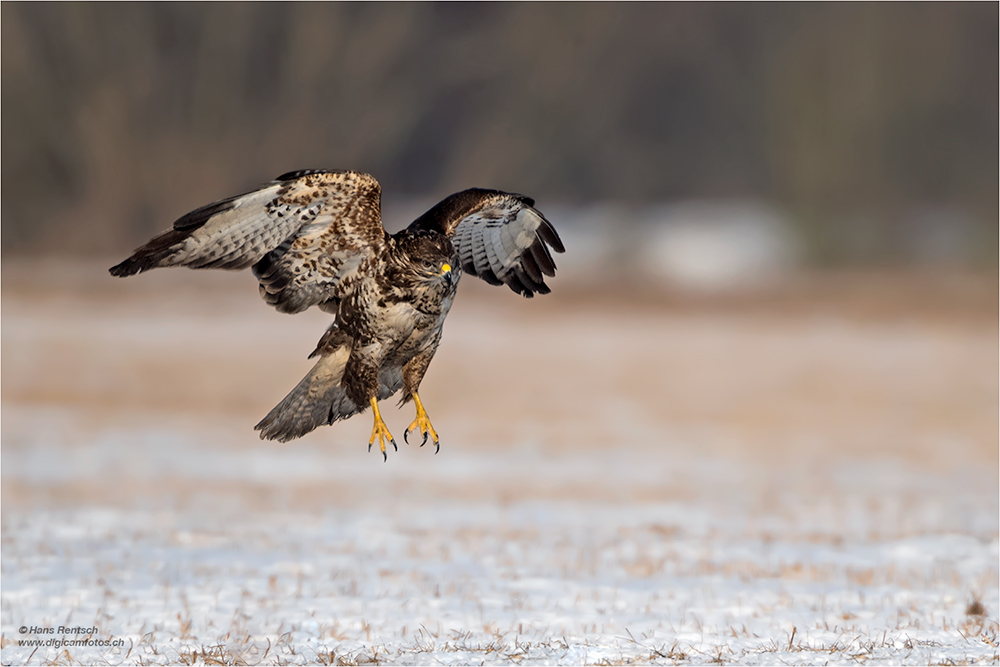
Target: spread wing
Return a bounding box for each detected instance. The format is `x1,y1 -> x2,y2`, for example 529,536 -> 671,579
407,188 -> 565,297
109,170 -> 386,313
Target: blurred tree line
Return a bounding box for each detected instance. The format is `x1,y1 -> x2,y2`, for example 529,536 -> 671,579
2,2 -> 996,264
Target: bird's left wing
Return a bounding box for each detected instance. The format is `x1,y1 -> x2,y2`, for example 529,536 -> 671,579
407,188 -> 565,297
110,170 -> 386,313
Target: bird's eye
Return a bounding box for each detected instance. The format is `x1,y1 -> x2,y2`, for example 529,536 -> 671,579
422,260 -> 433,268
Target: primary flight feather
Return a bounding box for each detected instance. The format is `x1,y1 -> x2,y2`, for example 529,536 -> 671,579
110,170 -> 564,459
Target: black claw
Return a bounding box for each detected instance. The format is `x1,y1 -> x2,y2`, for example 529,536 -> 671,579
421,431 -> 429,447
390,438 -> 398,452
434,440 -> 440,454
403,429 -> 410,445
382,449 -> 387,462
368,441 -> 372,453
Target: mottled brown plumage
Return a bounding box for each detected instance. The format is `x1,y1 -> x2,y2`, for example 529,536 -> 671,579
110,169 -> 564,458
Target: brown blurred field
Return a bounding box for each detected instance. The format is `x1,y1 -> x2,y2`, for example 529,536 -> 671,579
3,259 -> 996,512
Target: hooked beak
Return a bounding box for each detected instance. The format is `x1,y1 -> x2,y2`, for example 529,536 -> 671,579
441,263 -> 454,287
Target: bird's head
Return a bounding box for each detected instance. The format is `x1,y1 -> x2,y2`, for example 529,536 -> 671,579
394,230 -> 458,289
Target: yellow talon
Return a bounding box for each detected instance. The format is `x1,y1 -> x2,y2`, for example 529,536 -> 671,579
368,397 -> 397,461
404,392 -> 440,453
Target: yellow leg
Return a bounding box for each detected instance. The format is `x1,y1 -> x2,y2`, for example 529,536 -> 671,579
404,392 -> 441,453
368,397 -> 397,462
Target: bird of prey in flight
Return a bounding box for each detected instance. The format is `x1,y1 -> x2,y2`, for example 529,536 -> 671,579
110,170 -> 564,460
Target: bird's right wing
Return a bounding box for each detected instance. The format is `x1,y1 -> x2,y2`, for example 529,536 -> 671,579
407,188 -> 565,297
109,169 -> 386,313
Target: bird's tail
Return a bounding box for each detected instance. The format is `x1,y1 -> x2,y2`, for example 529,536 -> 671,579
254,346 -> 404,442
255,346 -> 361,442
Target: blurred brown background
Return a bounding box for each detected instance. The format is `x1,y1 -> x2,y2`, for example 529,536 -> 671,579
2,7 -> 997,661
2,0 -> 996,505
2,2 -> 997,268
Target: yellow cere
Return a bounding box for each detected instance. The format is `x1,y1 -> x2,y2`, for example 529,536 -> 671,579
441,263 -> 452,274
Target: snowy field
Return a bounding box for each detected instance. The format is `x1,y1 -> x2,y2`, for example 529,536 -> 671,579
2,261 -> 997,665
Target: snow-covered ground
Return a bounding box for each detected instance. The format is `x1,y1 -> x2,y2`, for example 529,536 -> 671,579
2,263 -> 997,665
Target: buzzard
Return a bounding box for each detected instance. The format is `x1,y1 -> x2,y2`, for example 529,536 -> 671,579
109,170 -> 564,460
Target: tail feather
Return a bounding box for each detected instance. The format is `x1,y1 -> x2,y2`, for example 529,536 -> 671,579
255,347 -> 358,442
254,347 -> 404,442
